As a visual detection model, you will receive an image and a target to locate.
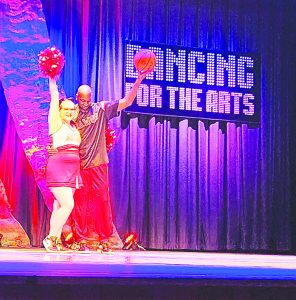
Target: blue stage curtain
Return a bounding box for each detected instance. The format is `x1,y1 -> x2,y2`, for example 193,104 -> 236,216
3,0 -> 293,251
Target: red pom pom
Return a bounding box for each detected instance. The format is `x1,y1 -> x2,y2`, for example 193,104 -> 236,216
38,46 -> 65,78
134,49 -> 156,73
105,124 -> 117,152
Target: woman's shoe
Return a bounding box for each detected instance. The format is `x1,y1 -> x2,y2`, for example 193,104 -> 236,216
43,236 -> 58,252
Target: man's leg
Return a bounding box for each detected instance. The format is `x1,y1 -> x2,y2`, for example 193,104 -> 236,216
70,169 -> 90,243
89,164 -> 113,242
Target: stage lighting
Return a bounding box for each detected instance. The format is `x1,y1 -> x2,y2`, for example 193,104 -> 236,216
122,233 -> 146,251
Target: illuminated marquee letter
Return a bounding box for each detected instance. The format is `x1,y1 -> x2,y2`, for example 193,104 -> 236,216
179,88 -> 192,110
167,86 -> 179,109
126,82 -> 150,107
206,52 -> 215,85
150,85 -> 163,108
216,54 -> 236,87
192,89 -> 203,112
166,49 -> 186,82
237,56 -> 254,89
231,92 -> 243,115
218,91 -> 231,114
188,51 -> 205,84
147,47 -> 164,81
137,84 -> 150,107
126,44 -> 141,79
206,90 -> 218,113
243,94 -> 255,116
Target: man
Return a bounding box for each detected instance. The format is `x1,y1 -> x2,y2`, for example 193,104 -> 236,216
64,71 -> 148,252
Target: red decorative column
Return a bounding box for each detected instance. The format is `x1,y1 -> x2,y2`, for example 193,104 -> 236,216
0,0 -> 53,207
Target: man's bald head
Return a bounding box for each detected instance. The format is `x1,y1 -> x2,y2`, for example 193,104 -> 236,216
77,85 -> 92,96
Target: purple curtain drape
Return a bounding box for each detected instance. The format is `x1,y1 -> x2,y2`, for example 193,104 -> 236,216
1,0 -> 295,251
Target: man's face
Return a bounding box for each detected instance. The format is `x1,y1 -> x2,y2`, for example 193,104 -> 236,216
76,85 -> 92,110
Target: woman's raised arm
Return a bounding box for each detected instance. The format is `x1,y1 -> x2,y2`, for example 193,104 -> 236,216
48,77 -> 62,135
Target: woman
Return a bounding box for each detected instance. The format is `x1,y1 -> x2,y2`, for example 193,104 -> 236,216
43,77 -> 81,252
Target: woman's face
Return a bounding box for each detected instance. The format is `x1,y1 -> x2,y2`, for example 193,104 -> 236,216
59,100 -> 76,123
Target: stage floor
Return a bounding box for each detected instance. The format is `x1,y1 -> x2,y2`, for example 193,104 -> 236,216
1,248 -> 296,285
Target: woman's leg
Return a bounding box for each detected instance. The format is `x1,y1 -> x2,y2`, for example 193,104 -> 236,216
56,188 -> 76,239
43,199 -> 63,252
48,187 -> 75,238
49,200 -> 61,235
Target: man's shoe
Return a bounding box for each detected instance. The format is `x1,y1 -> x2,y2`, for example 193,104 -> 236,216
97,241 -> 113,254
56,238 -> 69,251
68,242 -> 80,251
77,240 -> 91,252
